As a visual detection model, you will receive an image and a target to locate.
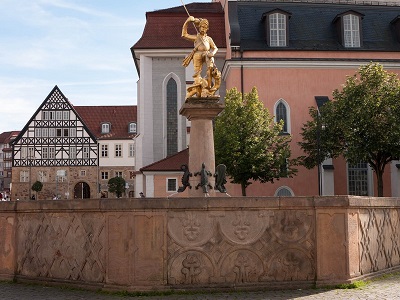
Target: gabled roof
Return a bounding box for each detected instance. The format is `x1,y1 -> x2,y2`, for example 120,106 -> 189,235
12,86 -> 98,145
74,106 -> 137,140
140,148 -> 189,172
132,2 -> 226,49
229,1 -> 400,51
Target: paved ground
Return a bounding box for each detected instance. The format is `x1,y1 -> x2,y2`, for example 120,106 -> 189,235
0,273 -> 399,300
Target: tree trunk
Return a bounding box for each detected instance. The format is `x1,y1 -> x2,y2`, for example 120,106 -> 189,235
376,169 -> 384,197
241,182 -> 247,196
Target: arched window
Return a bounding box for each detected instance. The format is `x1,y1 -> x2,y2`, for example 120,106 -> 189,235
275,186 -> 294,197
274,99 -> 290,134
166,78 -> 178,156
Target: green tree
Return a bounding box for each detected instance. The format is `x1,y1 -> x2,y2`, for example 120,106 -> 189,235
214,87 -> 298,196
108,176 -> 126,198
299,62 -> 400,197
31,181 -> 43,199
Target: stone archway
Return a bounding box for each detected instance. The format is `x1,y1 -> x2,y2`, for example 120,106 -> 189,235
74,182 -> 90,199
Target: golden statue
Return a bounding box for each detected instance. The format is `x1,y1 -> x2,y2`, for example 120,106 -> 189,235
182,16 -> 221,100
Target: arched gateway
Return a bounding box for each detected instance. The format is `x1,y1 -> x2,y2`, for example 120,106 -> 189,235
74,182 -> 90,199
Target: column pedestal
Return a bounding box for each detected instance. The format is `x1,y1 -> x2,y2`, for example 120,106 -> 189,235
179,98 -> 224,197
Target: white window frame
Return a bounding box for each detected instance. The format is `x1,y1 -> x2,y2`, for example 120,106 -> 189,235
101,171 -> 109,180
115,144 -> 122,157
70,146 -> 77,159
42,147 -> 48,159
101,123 -> 110,134
83,147 -> 89,159
128,143 -> 135,157
129,122 -> 137,134
269,12 -> 287,47
101,144 -> 108,158
347,162 -> 373,196
69,128 -> 76,137
20,171 -> 29,182
38,171 -> 48,182
343,14 -> 360,48
63,111 -> 70,120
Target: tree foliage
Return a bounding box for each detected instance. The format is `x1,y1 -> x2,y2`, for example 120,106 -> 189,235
214,87 -> 298,196
31,181 -> 43,193
299,63 -> 400,196
108,176 -> 126,198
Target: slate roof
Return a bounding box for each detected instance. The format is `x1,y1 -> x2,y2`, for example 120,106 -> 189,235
132,2 -> 226,49
74,106 -> 137,140
140,148 -> 189,172
229,1 -> 400,51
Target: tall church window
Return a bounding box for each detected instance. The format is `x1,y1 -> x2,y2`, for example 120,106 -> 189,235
274,99 -> 290,134
276,102 -> 287,133
166,78 -> 178,156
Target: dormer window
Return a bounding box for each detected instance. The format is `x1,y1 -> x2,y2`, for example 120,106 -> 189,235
129,122 -> 137,134
262,9 -> 291,47
333,11 -> 364,48
101,122 -> 110,134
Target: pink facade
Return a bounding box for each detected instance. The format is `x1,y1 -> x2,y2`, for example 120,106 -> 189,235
219,0 -> 400,197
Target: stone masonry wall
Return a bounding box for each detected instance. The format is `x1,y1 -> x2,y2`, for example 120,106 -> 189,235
0,196 -> 399,291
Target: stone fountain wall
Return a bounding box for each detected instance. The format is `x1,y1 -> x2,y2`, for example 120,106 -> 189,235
0,196 -> 399,291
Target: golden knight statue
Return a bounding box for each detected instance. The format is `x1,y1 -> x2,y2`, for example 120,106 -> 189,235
182,16 -> 221,100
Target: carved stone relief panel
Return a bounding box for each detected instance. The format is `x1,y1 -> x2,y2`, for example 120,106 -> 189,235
17,212 -> 105,282
359,208 -> 400,275
167,209 -> 315,286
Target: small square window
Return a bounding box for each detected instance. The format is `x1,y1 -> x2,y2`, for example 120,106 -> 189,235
101,171 -> 109,180
80,170 -> 86,177
167,178 -> 177,192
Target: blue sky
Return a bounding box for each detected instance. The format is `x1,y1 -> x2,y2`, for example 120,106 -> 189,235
0,0 -> 209,134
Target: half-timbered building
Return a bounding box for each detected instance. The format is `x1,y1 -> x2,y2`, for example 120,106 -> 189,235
11,86 -> 137,200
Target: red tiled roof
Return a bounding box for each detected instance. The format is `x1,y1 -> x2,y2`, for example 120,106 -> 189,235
0,132 -> 10,143
141,148 -> 189,172
74,106 -> 137,139
132,2 -> 226,49
0,131 -> 20,144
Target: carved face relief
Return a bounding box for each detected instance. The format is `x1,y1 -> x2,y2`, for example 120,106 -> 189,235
182,212 -> 201,241
232,212 -> 251,240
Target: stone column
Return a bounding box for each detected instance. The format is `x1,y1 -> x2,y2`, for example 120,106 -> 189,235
179,99 -> 224,197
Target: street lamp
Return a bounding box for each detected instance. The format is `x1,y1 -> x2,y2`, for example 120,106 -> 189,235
316,113 -> 326,196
